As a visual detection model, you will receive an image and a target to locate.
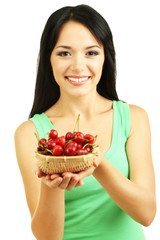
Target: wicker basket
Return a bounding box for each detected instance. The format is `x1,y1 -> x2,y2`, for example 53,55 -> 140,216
35,152 -> 96,174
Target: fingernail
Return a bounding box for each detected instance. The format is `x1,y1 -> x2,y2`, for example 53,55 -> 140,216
93,162 -> 97,167
46,175 -> 50,180
79,181 -> 84,186
57,180 -> 62,185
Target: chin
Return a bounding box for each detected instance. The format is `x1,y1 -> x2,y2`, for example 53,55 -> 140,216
70,87 -> 95,97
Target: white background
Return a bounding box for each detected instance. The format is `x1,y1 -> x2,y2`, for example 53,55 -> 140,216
0,0 -> 159,239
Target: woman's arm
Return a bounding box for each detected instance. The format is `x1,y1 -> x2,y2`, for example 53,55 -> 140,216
93,105 -> 156,226
31,182 -> 64,240
14,121 -> 65,240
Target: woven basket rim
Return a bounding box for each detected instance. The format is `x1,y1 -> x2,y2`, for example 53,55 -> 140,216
35,152 -> 96,162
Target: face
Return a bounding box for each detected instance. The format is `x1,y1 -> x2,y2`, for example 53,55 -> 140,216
50,21 -> 105,97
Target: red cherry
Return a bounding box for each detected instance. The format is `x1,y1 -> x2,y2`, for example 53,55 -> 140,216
64,145 -> 77,156
38,138 -> 47,150
76,148 -> 88,155
46,139 -> 57,150
74,132 -> 85,143
73,132 -> 77,138
77,143 -> 82,149
84,134 -> 94,144
65,132 -> 74,140
83,149 -> 88,154
56,136 -> 66,147
49,129 -> 58,139
84,146 -> 92,152
52,145 -> 63,156
66,141 -> 78,148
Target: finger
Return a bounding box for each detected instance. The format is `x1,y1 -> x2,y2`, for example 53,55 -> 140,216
42,176 -> 63,188
68,166 -> 95,189
75,180 -> 84,187
61,172 -> 74,177
77,165 -> 95,179
93,153 -> 102,168
45,174 -> 52,180
50,173 -> 62,180
78,180 -> 84,186
65,175 -> 81,191
52,177 -> 63,186
93,161 -> 98,168
35,167 -> 46,178
59,173 -> 73,190
93,159 -> 100,168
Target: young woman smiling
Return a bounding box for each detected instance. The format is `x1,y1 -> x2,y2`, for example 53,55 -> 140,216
14,5 -> 156,240
50,21 -> 105,99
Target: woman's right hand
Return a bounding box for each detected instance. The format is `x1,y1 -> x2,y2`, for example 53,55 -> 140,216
35,167 -> 84,189
36,167 -> 63,188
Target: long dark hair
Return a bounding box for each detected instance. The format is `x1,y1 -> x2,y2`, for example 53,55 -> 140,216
29,4 -> 118,118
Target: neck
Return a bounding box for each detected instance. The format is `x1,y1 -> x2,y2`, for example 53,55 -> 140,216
56,91 -> 103,119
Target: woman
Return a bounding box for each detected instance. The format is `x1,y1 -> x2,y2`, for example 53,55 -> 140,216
14,4 -> 156,240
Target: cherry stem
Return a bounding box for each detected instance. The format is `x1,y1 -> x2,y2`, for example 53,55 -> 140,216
47,149 -> 53,154
35,132 -> 49,141
82,143 -> 94,149
94,135 -> 98,142
34,132 -> 39,141
64,139 -> 73,149
77,114 -> 80,132
73,114 -> 80,133
47,132 -> 49,140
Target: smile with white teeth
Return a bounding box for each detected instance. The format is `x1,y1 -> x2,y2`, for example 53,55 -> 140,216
66,76 -> 90,82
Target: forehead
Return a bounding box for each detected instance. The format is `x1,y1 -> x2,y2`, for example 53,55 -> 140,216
55,21 -> 102,47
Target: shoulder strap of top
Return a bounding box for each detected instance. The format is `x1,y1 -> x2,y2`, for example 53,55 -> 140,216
114,100 -> 131,139
29,113 -> 54,139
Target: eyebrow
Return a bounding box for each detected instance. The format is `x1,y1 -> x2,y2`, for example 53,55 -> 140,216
55,45 -> 101,49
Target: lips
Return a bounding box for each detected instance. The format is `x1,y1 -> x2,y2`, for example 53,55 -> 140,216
65,76 -> 90,86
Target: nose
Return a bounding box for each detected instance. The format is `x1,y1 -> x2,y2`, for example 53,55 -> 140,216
70,53 -> 85,73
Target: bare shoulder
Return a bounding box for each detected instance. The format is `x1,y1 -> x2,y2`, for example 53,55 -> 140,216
14,120 -> 38,165
128,104 -> 150,137
14,120 -> 38,159
129,104 -> 149,118
15,120 -> 36,138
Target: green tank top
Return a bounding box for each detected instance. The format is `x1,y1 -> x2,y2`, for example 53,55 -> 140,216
30,100 -> 146,240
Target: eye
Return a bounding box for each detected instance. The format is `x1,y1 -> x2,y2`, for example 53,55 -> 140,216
57,51 -> 71,57
86,51 -> 99,56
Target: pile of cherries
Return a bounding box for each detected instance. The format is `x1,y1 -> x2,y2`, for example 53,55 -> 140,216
37,129 -> 97,156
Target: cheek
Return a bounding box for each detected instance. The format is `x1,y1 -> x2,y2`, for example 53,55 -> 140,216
89,60 -> 104,76
51,64 -> 63,82
51,60 -> 69,76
